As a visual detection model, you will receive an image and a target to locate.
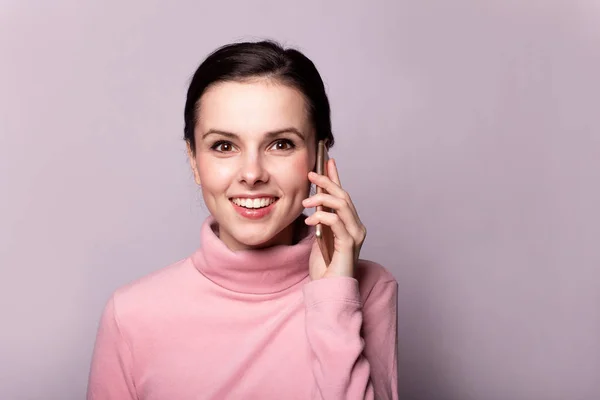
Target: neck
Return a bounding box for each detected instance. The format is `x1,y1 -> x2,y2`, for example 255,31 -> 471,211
217,216 -> 308,251
191,215 -> 314,294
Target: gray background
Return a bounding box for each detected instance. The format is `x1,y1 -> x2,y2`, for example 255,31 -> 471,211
1,1 -> 598,399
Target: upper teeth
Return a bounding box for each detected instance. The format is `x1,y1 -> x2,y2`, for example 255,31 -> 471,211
232,197 -> 276,208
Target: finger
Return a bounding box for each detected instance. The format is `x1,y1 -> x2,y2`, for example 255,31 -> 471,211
308,171 -> 345,199
308,171 -> 361,220
305,211 -> 354,249
302,193 -> 364,241
328,158 -> 342,187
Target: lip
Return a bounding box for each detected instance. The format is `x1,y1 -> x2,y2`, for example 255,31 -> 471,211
228,193 -> 279,199
230,198 -> 278,220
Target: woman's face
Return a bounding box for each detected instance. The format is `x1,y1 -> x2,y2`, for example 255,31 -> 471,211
188,79 -> 316,251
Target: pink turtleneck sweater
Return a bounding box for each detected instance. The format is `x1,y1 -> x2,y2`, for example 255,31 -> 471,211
87,217 -> 398,399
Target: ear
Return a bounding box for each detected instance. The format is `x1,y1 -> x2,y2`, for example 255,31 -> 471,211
186,141 -> 201,186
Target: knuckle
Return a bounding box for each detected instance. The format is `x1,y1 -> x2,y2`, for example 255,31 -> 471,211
353,228 -> 366,243
341,192 -> 351,202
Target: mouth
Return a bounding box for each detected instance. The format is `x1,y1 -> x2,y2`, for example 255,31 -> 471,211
229,196 -> 279,220
230,197 -> 279,209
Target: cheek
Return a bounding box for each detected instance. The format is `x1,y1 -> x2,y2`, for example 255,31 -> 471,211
197,158 -> 235,192
292,154 -> 312,174
275,156 -> 311,194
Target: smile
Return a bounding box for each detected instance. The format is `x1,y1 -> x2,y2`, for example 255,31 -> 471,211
231,197 -> 278,209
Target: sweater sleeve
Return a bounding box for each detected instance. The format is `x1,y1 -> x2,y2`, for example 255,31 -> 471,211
87,295 -> 138,400
303,276 -> 399,400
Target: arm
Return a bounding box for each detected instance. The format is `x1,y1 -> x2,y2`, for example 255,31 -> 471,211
303,276 -> 399,400
303,159 -> 398,398
361,278 -> 399,399
87,295 -> 138,400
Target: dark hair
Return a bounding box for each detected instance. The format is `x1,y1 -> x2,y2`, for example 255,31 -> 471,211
183,40 -> 334,153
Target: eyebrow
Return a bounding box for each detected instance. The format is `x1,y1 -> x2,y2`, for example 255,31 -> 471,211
201,127 -> 305,141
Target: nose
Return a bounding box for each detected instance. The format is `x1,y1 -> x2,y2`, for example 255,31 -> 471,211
239,152 -> 269,186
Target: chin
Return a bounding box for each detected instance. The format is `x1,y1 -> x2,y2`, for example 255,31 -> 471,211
222,225 -> 280,250
237,234 -> 276,249
223,210 -> 303,249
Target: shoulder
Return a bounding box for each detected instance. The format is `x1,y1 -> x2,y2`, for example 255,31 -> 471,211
108,257 -> 195,323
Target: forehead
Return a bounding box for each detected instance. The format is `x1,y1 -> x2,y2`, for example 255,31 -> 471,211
196,80 -> 311,137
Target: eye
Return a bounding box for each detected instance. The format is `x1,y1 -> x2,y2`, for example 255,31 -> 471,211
270,139 -> 296,151
211,141 -> 236,152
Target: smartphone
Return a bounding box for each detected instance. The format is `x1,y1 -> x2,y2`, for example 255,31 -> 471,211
315,140 -> 335,266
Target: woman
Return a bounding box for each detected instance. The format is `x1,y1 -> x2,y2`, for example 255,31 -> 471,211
87,40 -> 398,399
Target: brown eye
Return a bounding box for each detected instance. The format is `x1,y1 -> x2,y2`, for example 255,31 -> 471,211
211,141 -> 235,152
271,139 -> 295,151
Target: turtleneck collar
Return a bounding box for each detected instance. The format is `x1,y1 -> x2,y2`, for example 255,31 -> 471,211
191,215 -> 315,294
